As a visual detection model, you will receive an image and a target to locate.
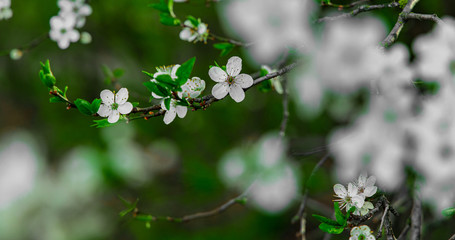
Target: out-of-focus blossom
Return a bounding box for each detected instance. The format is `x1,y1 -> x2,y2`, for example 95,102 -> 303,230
222,0 -> 313,63
413,17 -> 455,83
0,0 -> 12,20
180,19 -> 209,43
58,0 -> 92,28
49,15 -> 80,49
219,133 -> 299,213
209,56 -> 253,102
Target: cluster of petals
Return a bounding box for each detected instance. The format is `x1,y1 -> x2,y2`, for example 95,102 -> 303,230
49,0 -> 92,49
349,225 -> 376,240
334,173 -> 377,216
150,65 -> 206,124
180,20 -> 209,43
0,0 -> 12,20
97,88 -> 133,123
209,56 -> 253,103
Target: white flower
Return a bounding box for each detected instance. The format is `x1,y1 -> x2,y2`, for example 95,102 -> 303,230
349,225 -> 375,240
161,99 -> 187,125
0,0 -> 12,20
180,20 -> 208,43
58,0 -> 92,28
97,88 -> 133,123
49,14 -> 80,49
355,173 -> 377,198
149,65 -> 180,99
353,201 -> 374,216
178,77 -> 206,99
209,56 -> 253,102
333,183 -> 365,210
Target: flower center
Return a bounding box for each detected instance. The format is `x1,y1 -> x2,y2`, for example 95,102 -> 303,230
111,103 -> 119,110
60,28 -> 67,34
227,76 -> 235,85
358,234 -> 366,240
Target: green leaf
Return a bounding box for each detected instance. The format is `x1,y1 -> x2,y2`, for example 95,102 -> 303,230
159,12 -> 180,26
187,15 -> 199,27
176,99 -> 189,106
334,202 -> 345,225
142,70 -> 155,79
235,197 -> 248,205
176,57 -> 196,86
144,81 -> 170,97
442,208 -> 455,217
113,68 -> 124,78
167,0 -> 176,18
63,86 -> 69,97
49,96 -> 66,103
91,119 -> 119,128
74,98 -> 94,115
413,80 -> 440,95
318,223 -> 344,234
312,214 -> 341,226
91,99 -> 101,114
41,73 -> 56,88
132,102 -> 140,107
149,0 -> 169,13
213,43 -> 234,57
260,67 -> 269,77
258,80 -> 272,93
164,98 -> 171,110
118,196 -> 139,217
155,74 -> 178,88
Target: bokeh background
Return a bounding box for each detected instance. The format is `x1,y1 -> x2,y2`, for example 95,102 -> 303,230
1,0 -> 455,239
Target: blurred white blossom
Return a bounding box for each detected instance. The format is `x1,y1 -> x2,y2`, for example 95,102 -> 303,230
180,19 -> 209,43
0,0 -> 12,20
49,15 -> 80,49
221,0 -> 313,63
58,0 -> 92,28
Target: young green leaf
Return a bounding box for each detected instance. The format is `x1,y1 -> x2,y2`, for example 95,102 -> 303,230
159,12 -> 180,26
149,0 -> 169,13
312,214 -> 341,226
91,119 -> 120,128
118,196 -> 139,217
176,57 -> 196,85
318,223 -> 344,234
164,97 -> 171,110
142,70 -> 155,79
155,74 -> 178,88
213,42 -> 235,57
90,99 -> 101,113
49,96 -> 66,103
74,98 -> 94,115
442,207 -> 455,217
334,202 -> 345,225
113,68 -> 125,78
143,81 -> 170,97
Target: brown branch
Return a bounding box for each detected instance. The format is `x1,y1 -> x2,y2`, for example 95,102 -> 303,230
381,0 -> 422,47
317,2 -> 399,23
410,190 -> 422,240
0,33 -> 49,57
406,12 -> 442,23
449,233 -> 455,240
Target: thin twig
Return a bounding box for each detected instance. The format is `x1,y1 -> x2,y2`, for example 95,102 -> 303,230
133,182 -> 255,223
406,12 -> 443,23
292,152 -> 331,224
0,33 -> 49,57
449,233 -> 455,240
377,205 -> 390,239
279,78 -> 289,138
317,2 -> 399,23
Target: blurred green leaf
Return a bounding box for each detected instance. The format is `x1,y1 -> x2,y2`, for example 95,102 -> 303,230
118,196 -> 139,217
159,13 -> 180,26
312,214 -> 340,226
318,223 -> 344,234
442,207 -> 455,217
213,42 -> 234,57
149,0 -> 170,13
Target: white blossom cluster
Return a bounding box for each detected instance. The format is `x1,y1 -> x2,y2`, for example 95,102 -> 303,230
149,64 -> 206,125
349,225 -> 376,240
49,0 -> 92,49
0,0 -> 12,20
333,173 -> 377,216
179,19 -> 209,43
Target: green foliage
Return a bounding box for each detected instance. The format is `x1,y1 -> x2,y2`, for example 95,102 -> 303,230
118,196 -> 139,217
399,0 -> 408,8
258,67 -> 272,93
74,98 -> 101,116
91,118 -> 122,128
39,59 -> 56,88
143,81 -> 170,98
155,74 -> 178,88
213,42 -> 235,57
102,65 -> 124,85
187,15 -> 199,27
175,57 -> 196,86
159,13 -> 180,26
442,207 -> 455,217
413,80 -> 440,95
312,202 -> 355,235
149,0 -> 170,14
164,97 -> 171,110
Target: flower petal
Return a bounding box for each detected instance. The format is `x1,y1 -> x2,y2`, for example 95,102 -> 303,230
209,67 -> 228,82
333,184 -> 347,197
100,89 -> 114,105
163,110 -> 176,125
363,186 -> 377,197
118,102 -> 133,114
234,74 -> 253,89
176,105 -> 187,118
358,173 -> 367,187
351,195 -> 365,208
229,84 -> 245,103
171,64 -> 180,79
226,56 -> 242,77
115,88 -> 129,105
97,104 -> 112,117
212,82 -> 229,99
348,183 -> 359,196
179,28 -> 193,41
366,176 -> 376,187
108,110 -> 120,123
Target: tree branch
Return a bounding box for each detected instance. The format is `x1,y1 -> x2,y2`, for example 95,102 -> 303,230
410,189 -> 422,240
317,2 -> 399,23
279,78 -> 289,138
